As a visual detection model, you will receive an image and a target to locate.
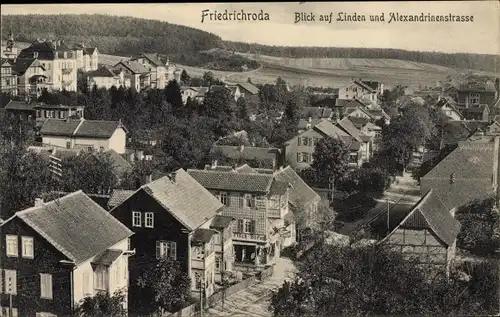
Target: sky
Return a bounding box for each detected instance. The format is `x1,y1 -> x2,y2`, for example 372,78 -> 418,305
2,2 -> 499,55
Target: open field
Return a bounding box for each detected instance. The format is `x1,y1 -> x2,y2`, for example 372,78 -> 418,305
10,41 -> 499,89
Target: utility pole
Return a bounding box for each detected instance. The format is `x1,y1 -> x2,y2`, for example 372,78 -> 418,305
8,277 -> 13,317
386,198 -> 390,235
329,176 -> 335,203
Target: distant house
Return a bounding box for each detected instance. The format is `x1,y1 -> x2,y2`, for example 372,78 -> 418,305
188,166 -> 292,271
226,85 -> 242,102
284,119 -> 365,170
0,191 -> 134,317
131,53 -> 168,88
336,117 -> 373,164
180,86 -> 201,104
436,97 -> 464,121
442,81 -> 498,109
1,58 -> 18,95
236,82 -> 260,102
210,144 -> 283,169
40,118 -> 128,154
462,104 -> 490,121
110,169 -> 233,298
86,66 -> 129,90
380,189 -> 461,277
338,80 -> 383,105
12,58 -> 47,97
4,100 -> 85,122
18,39 -> 78,92
112,60 -> 150,91
72,44 -> 99,72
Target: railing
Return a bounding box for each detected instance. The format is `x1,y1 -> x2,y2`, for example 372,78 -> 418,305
233,232 -> 266,242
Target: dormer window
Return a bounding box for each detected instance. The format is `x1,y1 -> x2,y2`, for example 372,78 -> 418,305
33,52 -> 39,58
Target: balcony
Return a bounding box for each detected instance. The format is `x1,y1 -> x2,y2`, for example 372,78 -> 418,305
233,232 -> 266,243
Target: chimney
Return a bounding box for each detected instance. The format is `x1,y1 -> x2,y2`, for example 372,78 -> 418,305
211,160 -> 218,169
308,117 -> 312,123
34,198 -> 44,207
170,172 -> 177,183
145,174 -> 153,184
240,145 -> 244,152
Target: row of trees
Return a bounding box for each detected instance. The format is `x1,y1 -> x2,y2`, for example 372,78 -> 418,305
225,41 -> 500,72
270,244 -> 499,316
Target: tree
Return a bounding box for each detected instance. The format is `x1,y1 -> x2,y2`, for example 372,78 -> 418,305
0,148 -> 53,218
135,257 -> 192,315
311,137 -> 350,186
120,160 -> 157,190
76,289 -> 127,317
270,244 -> 499,317
165,80 -> 184,116
202,71 -> 215,87
236,97 -> 250,123
456,198 -> 500,256
59,151 -> 118,194
180,69 -> 190,85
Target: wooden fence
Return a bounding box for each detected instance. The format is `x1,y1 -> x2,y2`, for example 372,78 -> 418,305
164,265 -> 275,317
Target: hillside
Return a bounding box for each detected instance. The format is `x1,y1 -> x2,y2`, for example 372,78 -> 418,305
0,14 -> 258,72
224,41 -> 500,73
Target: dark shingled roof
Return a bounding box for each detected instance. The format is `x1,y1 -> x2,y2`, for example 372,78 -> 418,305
83,47 -> 97,56
87,66 -> 117,78
108,189 -> 135,209
385,189 -> 461,246
4,100 -> 35,111
337,117 -> 363,142
140,169 -> 224,231
40,119 -> 82,136
347,116 -> 370,129
114,60 -> 149,74
211,145 -> 280,163
141,53 -> 164,67
12,191 -> 133,264
273,166 -> 320,208
40,119 -> 127,138
210,215 -> 234,229
269,180 -> 289,195
91,249 -> 123,266
192,228 -> 217,245
237,82 -> 260,95
187,169 -> 274,193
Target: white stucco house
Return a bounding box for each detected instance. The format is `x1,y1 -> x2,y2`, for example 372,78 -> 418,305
40,118 -> 129,154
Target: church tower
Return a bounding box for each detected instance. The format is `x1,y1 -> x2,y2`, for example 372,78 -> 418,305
3,31 -> 18,59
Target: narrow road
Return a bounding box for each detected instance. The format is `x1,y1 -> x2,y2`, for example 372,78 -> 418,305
338,172 -> 421,238
206,257 -> 296,317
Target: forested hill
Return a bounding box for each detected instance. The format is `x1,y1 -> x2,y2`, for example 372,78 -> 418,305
1,14 -> 224,56
224,41 -> 500,73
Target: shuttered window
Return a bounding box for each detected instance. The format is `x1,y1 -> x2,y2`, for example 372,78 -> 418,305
40,273 -> 53,299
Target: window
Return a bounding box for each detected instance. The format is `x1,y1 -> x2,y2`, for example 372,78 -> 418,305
4,270 -> 17,294
192,245 -> 204,259
219,192 -> 229,206
59,111 -> 65,119
238,219 -> 255,233
50,111 -> 55,118
94,267 -> 107,291
213,233 -> 221,245
156,241 -> 177,260
40,273 -> 53,299
36,110 -> 41,118
34,52 -> 38,58
44,110 -> 49,118
469,93 -> 480,105
145,212 -> 154,228
215,256 -> 222,272
194,272 -> 202,289
6,235 -> 18,257
132,211 -> 141,227
21,236 -> 34,259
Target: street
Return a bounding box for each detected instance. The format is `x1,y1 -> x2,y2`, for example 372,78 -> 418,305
337,172 -> 421,238
206,257 -> 296,317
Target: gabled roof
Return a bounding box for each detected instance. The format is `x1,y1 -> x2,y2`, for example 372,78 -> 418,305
211,145 -> 280,163
187,169 -> 275,193
18,41 -> 56,60
3,191 -> 133,265
12,58 -> 44,76
382,189 -> 460,247
114,60 -> 149,74
4,100 -> 35,111
140,169 -> 223,231
1,58 -> 13,67
273,166 -> 320,208
348,116 -> 370,129
40,119 -> 128,138
108,189 -> 135,209
87,66 -> 118,78
336,117 -> 363,142
353,80 -> 376,93
192,228 -> 217,245
436,98 -> 464,120
83,47 -> 97,56
237,82 -> 260,95
91,249 -> 122,266
313,119 -> 350,139
210,215 -> 234,229
366,108 -> 390,120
